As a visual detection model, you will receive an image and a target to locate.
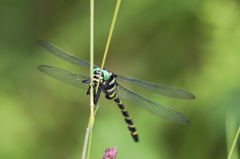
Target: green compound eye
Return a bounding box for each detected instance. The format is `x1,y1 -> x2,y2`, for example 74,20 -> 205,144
93,68 -> 101,73
93,68 -> 110,81
102,70 -> 110,80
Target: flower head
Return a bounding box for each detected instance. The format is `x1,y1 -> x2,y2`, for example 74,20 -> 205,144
103,146 -> 118,159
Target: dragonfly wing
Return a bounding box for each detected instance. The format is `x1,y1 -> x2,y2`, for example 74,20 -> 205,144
116,76 -> 195,100
38,65 -> 90,89
38,40 -> 98,69
116,85 -> 190,124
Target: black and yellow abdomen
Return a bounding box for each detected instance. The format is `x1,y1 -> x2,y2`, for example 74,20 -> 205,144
114,97 -> 139,142
96,70 -> 139,142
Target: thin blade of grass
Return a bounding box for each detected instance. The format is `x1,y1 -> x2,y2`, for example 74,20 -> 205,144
227,126 -> 240,159
95,0 -> 122,94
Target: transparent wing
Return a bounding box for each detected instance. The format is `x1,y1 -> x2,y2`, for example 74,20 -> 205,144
116,76 -> 195,100
38,65 -> 90,89
116,85 -> 190,124
38,40 -> 98,69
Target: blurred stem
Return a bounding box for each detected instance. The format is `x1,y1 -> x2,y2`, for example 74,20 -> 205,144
226,108 -> 238,159
227,126 -> 240,159
82,0 -> 94,158
95,0 -> 121,94
87,126 -> 93,159
81,128 -> 89,159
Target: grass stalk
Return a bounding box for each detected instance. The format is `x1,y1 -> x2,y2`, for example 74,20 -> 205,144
81,0 -> 94,158
95,0 -> 122,94
227,126 -> 240,159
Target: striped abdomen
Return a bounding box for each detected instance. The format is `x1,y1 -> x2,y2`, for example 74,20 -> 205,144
104,72 -> 139,142
114,97 -> 139,142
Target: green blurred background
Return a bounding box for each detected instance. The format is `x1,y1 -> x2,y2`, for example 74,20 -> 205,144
1,0 -> 240,158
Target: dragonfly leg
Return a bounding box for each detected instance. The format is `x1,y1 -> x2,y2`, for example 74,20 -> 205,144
86,86 -> 91,95
94,85 -> 105,105
85,84 -> 104,105
82,79 -> 90,83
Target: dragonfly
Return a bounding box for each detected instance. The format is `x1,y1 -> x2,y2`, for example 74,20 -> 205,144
38,40 -> 195,142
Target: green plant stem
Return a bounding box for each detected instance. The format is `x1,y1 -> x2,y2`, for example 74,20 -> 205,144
228,126 -> 240,159
95,0 -> 121,94
87,126 -> 93,159
87,0 -> 95,157
89,0 -> 94,117
82,0 -> 94,158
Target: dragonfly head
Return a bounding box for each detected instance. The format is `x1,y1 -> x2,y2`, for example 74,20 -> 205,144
93,68 -> 110,81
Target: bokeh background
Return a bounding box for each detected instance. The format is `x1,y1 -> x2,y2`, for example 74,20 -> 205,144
1,0 -> 240,158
